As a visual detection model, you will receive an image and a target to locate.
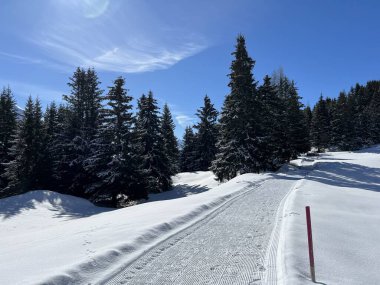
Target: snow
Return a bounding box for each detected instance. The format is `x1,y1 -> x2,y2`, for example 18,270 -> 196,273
280,146 -> 380,285
3,149 -> 380,284
0,171 -> 267,285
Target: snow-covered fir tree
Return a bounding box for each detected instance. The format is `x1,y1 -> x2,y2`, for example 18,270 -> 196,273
193,95 -> 219,171
180,126 -> 197,172
311,95 -> 331,151
2,97 -> 47,196
135,92 -> 172,193
257,75 -> 286,170
56,67 -> 103,197
0,87 -> 17,190
283,80 -> 310,158
161,104 -> 180,175
212,35 -> 261,181
85,77 -> 145,206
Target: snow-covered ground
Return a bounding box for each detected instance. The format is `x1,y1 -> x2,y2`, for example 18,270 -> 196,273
280,146 -> 380,285
0,171 -> 270,285
2,149 -> 380,285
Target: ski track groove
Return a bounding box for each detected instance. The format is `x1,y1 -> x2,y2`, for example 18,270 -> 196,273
101,174 -> 303,285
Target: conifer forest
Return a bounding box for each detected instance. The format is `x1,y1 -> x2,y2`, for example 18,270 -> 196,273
1,35 -> 379,207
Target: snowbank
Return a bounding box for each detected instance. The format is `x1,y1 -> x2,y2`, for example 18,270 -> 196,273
280,146 -> 380,284
0,171 -> 267,285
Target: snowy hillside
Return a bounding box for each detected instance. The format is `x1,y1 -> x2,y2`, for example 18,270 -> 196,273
0,171 -> 267,284
280,146 -> 380,284
2,149 -> 380,284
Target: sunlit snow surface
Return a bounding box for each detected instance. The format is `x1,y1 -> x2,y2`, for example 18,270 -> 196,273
2,148 -> 380,284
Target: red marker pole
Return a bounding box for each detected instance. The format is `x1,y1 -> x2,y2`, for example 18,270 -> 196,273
306,206 -> 316,282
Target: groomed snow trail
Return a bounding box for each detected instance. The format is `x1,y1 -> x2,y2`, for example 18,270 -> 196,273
101,173 -> 304,285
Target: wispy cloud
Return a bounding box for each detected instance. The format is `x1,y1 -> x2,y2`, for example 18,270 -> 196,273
175,113 -> 197,128
29,0 -> 208,73
0,51 -> 42,65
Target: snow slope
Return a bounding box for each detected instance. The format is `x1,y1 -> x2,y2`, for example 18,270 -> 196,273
280,147 -> 380,284
0,171 -> 268,285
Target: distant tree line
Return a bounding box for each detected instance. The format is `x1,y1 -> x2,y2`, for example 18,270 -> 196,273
0,34 -> 379,205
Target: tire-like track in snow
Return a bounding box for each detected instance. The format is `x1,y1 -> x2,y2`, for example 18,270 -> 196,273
102,174 -> 303,285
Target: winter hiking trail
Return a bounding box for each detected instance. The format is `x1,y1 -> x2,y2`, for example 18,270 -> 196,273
100,170 -> 307,285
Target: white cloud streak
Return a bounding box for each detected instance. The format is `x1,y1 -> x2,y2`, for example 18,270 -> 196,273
30,0 -> 208,73
0,51 -> 42,64
174,113 -> 197,128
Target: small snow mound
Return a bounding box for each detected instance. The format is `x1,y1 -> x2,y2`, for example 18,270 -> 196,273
0,190 -> 111,220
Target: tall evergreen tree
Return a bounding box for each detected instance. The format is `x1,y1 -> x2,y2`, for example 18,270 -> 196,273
58,67 -> 103,196
284,81 -> 310,158
331,92 -> 351,150
193,95 -> 219,171
367,81 -> 380,143
311,95 -> 330,151
212,35 -> 261,181
304,105 -> 313,135
85,77 -> 144,206
42,102 -> 59,188
0,87 -> 17,189
257,75 -> 285,169
135,92 -> 171,193
180,126 -> 197,172
161,104 -> 180,175
2,97 -> 47,196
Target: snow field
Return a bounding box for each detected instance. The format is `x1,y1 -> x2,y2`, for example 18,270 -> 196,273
0,172 -> 269,284
281,147 -> 380,284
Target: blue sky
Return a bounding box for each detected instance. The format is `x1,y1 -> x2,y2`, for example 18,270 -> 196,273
1,0 -> 379,136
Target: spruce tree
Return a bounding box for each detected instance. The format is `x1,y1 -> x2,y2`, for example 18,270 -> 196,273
0,87 -> 17,189
367,81 -> 380,143
180,126 -> 197,172
304,105 -> 313,136
59,67 -> 103,196
285,81 -> 310,158
2,97 -> 47,196
85,77 -> 144,206
40,102 -> 59,189
212,35 -> 260,181
258,75 -> 285,169
161,104 -> 180,175
331,92 -> 351,150
193,95 -> 219,171
310,95 -> 330,152
135,92 -> 171,193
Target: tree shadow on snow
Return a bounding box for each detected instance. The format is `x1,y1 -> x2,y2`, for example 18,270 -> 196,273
355,145 -> 380,154
0,191 -> 114,220
305,161 -> 380,193
148,184 -> 211,202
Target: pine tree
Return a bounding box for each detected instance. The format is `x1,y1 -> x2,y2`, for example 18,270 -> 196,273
0,87 -> 17,189
41,102 -> 59,189
135,92 -> 171,193
212,35 -> 260,181
331,92 -> 351,150
193,95 -> 219,171
310,95 -> 330,152
85,77 -> 144,206
161,104 -> 180,175
257,75 -> 285,169
304,105 -> 313,136
2,97 -> 47,196
58,67 -> 103,196
285,81 -> 310,158
367,81 -> 380,143
180,126 -> 197,172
